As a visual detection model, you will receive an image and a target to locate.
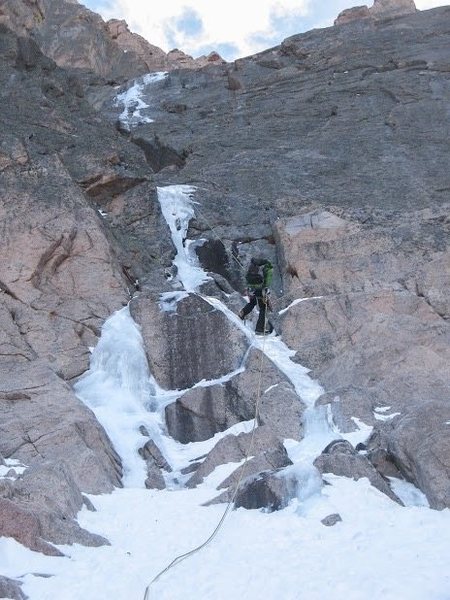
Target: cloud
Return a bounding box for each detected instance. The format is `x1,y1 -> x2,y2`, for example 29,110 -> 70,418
415,0 -> 446,7
93,0 -> 312,60
84,0 -> 448,61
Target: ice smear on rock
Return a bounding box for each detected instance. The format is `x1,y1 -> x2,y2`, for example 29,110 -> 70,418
74,305 -> 169,487
115,71 -> 167,129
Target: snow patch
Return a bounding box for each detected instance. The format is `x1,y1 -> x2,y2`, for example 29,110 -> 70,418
340,416 -> 373,447
374,411 -> 401,421
115,71 -> 167,129
388,478 -> 430,507
278,295 -> 324,315
159,291 -> 189,312
0,459 -> 27,479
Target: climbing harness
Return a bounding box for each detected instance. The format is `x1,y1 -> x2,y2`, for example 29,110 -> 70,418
142,311 -> 270,599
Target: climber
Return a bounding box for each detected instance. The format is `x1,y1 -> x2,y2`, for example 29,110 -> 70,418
239,257 -> 274,335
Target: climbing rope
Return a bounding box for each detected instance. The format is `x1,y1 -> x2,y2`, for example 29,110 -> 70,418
141,194 -> 303,596
142,305 -> 270,599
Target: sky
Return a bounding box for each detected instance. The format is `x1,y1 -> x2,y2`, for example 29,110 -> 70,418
81,0 -> 446,61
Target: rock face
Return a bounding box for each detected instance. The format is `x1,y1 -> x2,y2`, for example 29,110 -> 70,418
0,0 -> 225,82
0,576 -> 26,600
105,19 -> 226,72
1,0 -> 450,565
165,348 -> 304,442
130,291 -> 249,390
274,208 -> 450,443
0,18 -> 144,552
0,361 -> 122,493
367,403 -> 450,509
313,440 -> 402,503
0,461 -> 108,556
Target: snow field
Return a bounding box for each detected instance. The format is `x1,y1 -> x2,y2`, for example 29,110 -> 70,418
10,476 -> 450,600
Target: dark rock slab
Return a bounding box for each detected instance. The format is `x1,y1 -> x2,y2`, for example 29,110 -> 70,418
166,348 -> 304,443
0,575 -> 26,600
130,291 -> 249,391
234,470 -> 296,512
321,513 -> 342,527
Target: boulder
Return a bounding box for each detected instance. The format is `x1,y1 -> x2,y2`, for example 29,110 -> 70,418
370,0 -> 416,19
234,470 -> 296,511
370,402 -> 450,509
130,291 -> 249,391
186,426 -> 286,488
217,446 -> 293,494
0,576 -> 26,600
139,440 -> 171,490
314,439 -> 402,503
165,348 -> 304,443
0,461 -> 108,555
321,513 -> 343,526
334,6 -> 372,26
0,361 -> 123,494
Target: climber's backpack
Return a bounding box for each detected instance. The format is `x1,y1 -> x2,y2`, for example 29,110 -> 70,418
246,263 -> 265,289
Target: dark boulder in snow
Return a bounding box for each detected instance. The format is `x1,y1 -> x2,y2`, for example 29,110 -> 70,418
321,513 -> 342,527
0,576 -> 26,600
314,440 -> 402,504
233,470 -> 296,512
139,440 -> 171,490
